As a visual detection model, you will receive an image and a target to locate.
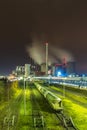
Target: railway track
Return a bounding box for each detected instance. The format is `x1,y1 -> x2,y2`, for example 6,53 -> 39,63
34,83 -> 78,130
30,84 -> 65,130
55,111 -> 78,130
30,86 -> 45,130
1,90 -> 23,130
0,82 -> 79,130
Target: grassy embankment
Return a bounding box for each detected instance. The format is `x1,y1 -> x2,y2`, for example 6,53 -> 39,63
48,84 -> 87,130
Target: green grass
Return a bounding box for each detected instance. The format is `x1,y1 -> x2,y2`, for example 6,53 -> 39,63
63,98 -> 87,129
2,80 -> 87,130
17,87 -> 33,130
49,85 -> 87,130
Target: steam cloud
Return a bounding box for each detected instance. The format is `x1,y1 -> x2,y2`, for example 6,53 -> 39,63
26,39 -> 75,65
26,40 -> 46,64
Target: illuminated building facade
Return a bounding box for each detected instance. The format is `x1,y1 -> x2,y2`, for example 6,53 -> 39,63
16,66 -> 25,76
25,64 -> 31,77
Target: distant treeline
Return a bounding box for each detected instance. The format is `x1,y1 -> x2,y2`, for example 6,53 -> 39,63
0,77 -> 8,83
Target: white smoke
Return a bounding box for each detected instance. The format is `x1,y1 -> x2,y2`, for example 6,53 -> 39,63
50,46 -> 75,62
26,39 -> 75,65
26,40 -> 46,64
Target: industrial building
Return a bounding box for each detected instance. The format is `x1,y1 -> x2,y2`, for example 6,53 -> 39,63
41,63 -> 46,73
51,61 -> 76,77
66,62 -> 76,75
25,64 -> 31,77
15,66 -> 25,76
12,60 -> 76,78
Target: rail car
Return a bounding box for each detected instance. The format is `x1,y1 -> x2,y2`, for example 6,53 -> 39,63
35,83 -> 62,112
45,91 -> 62,112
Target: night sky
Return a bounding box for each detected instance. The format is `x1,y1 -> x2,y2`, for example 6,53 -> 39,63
0,0 -> 87,75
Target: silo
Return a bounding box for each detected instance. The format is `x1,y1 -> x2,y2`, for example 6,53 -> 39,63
25,64 -> 31,77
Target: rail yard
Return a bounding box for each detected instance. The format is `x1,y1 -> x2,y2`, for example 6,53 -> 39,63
0,80 -> 87,130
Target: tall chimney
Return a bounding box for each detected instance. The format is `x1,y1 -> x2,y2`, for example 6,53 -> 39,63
46,42 -> 48,76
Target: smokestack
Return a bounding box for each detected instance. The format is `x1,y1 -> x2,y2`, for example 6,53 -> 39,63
46,42 -> 48,75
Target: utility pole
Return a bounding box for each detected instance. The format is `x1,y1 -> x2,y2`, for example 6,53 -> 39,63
24,79 -> 26,115
63,84 -> 65,98
46,42 -> 48,76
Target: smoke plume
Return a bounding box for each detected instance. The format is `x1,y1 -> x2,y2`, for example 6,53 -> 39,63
26,38 -> 75,65
50,45 -> 75,62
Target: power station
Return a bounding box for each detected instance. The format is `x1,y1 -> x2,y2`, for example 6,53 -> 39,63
11,43 -> 76,77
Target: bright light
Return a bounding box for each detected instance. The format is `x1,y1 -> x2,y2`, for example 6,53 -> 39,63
57,71 -> 62,76
68,75 -> 72,77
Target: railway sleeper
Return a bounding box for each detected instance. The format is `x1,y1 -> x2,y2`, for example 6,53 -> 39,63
3,115 -> 16,126
68,117 -> 78,130
32,110 -> 41,117
33,116 -> 44,128
62,116 -> 77,130
56,113 -> 77,130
